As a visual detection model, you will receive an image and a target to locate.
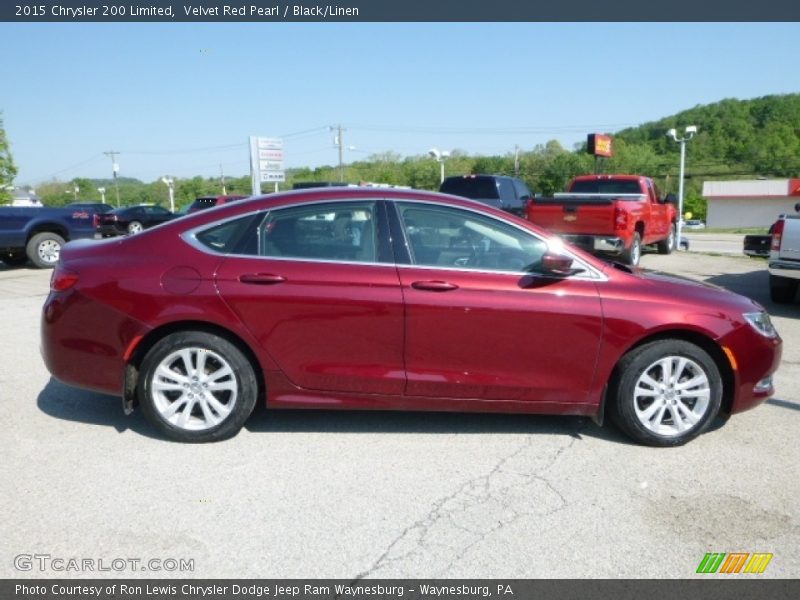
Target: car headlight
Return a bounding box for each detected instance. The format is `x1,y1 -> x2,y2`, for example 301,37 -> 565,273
743,311 -> 778,338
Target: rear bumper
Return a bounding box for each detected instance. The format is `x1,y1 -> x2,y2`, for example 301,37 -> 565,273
769,259 -> 800,280
563,234 -> 625,254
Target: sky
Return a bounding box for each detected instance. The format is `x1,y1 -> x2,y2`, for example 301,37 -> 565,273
1,22 -> 799,187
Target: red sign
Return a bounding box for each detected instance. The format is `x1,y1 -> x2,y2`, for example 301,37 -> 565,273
587,133 -> 613,157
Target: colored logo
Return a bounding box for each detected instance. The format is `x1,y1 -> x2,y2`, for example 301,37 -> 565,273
696,552 -> 773,574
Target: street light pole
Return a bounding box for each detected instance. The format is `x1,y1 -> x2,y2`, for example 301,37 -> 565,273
666,125 -> 697,249
97,187 -> 106,203
161,177 -> 175,213
428,148 -> 451,184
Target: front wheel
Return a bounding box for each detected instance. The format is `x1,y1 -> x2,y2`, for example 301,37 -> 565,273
138,331 -> 258,443
608,340 -> 722,446
657,223 -> 676,255
620,232 -> 642,266
26,232 -> 65,268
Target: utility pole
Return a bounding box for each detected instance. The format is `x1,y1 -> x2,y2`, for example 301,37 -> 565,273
330,125 -> 346,182
219,164 -> 227,195
514,145 -> 520,177
104,151 -> 121,207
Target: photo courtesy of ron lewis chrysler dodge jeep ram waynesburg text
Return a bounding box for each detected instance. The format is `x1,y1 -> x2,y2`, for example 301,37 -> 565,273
41,188 -> 781,446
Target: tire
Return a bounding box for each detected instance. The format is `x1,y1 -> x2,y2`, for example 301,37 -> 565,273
620,232 -> 642,266
0,252 -> 28,266
770,274 -> 798,304
608,339 -> 722,447
26,232 -> 65,268
127,221 -> 144,234
138,331 -> 258,443
657,223 -> 676,255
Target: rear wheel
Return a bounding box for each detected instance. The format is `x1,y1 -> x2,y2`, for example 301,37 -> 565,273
26,232 -> 65,268
770,274 -> 798,304
657,223 -> 676,255
127,220 -> 144,234
608,339 -> 722,446
138,331 -> 258,443
620,232 -> 642,266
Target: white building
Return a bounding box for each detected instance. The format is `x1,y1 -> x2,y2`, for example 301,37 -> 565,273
703,179 -> 800,228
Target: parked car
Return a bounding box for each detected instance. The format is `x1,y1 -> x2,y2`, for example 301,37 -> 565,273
96,204 -> 175,236
768,202 -> 800,303
683,219 -> 706,230
0,205 -> 100,268
186,195 -> 247,214
440,174 -> 533,217
42,188 -> 781,446
527,174 -> 677,266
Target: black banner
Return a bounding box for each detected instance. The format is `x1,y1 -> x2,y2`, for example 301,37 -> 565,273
3,0 -> 800,22
3,580 -> 800,600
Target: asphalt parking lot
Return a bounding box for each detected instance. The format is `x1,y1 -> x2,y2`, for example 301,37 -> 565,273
1,246 -> 798,579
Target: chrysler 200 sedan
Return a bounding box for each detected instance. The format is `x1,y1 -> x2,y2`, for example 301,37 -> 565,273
41,188 -> 782,445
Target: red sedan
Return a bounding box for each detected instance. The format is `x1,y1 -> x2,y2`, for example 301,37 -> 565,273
41,188 -> 782,445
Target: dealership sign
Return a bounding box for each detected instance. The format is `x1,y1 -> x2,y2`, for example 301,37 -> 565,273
250,136 -> 285,194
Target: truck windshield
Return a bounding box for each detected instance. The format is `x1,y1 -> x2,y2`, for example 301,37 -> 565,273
570,180 -> 642,194
440,177 -> 500,200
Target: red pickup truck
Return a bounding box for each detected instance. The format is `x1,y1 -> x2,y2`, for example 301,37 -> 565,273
526,174 -> 678,266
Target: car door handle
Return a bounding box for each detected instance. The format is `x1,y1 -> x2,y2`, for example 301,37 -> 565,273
239,273 -> 287,285
411,280 -> 459,292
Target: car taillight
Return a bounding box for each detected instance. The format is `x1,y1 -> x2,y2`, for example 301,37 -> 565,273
50,267 -> 78,291
93,214 -> 100,228
771,219 -> 784,251
614,206 -> 628,230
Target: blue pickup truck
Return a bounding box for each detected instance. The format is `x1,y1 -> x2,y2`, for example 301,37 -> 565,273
0,205 -> 102,268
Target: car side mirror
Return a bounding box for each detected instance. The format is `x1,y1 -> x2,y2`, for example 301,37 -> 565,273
664,193 -> 677,204
540,252 -> 575,276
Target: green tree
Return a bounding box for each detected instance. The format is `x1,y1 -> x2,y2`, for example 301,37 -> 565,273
0,114 -> 17,203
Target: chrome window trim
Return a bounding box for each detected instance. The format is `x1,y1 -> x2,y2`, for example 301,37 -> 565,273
180,196 -> 607,281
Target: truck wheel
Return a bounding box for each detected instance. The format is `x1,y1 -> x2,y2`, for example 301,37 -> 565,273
26,232 -> 65,268
608,339 -> 722,447
0,252 -> 28,267
621,232 -> 642,266
770,274 -> 798,304
657,224 -> 676,255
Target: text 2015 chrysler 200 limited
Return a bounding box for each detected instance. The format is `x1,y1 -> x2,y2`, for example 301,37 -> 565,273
41,188 -> 782,445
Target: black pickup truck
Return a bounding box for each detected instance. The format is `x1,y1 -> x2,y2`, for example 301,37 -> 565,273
0,205 -> 101,268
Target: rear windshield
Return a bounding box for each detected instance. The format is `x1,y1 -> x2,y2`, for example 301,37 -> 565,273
569,179 -> 642,194
440,177 -> 500,200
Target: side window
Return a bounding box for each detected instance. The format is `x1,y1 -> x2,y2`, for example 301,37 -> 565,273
260,202 -> 378,263
397,203 -> 547,273
195,214 -> 262,255
496,178 -> 518,206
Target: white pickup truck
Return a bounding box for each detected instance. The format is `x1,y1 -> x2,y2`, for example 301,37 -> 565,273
769,202 -> 800,303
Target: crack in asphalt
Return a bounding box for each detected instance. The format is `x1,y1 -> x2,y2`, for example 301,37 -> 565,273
352,420 -> 587,579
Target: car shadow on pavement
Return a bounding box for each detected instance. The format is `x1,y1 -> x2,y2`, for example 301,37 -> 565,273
36,378 -> 162,440
245,408 -> 642,445
37,379 -> 736,444
705,268 -> 800,317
